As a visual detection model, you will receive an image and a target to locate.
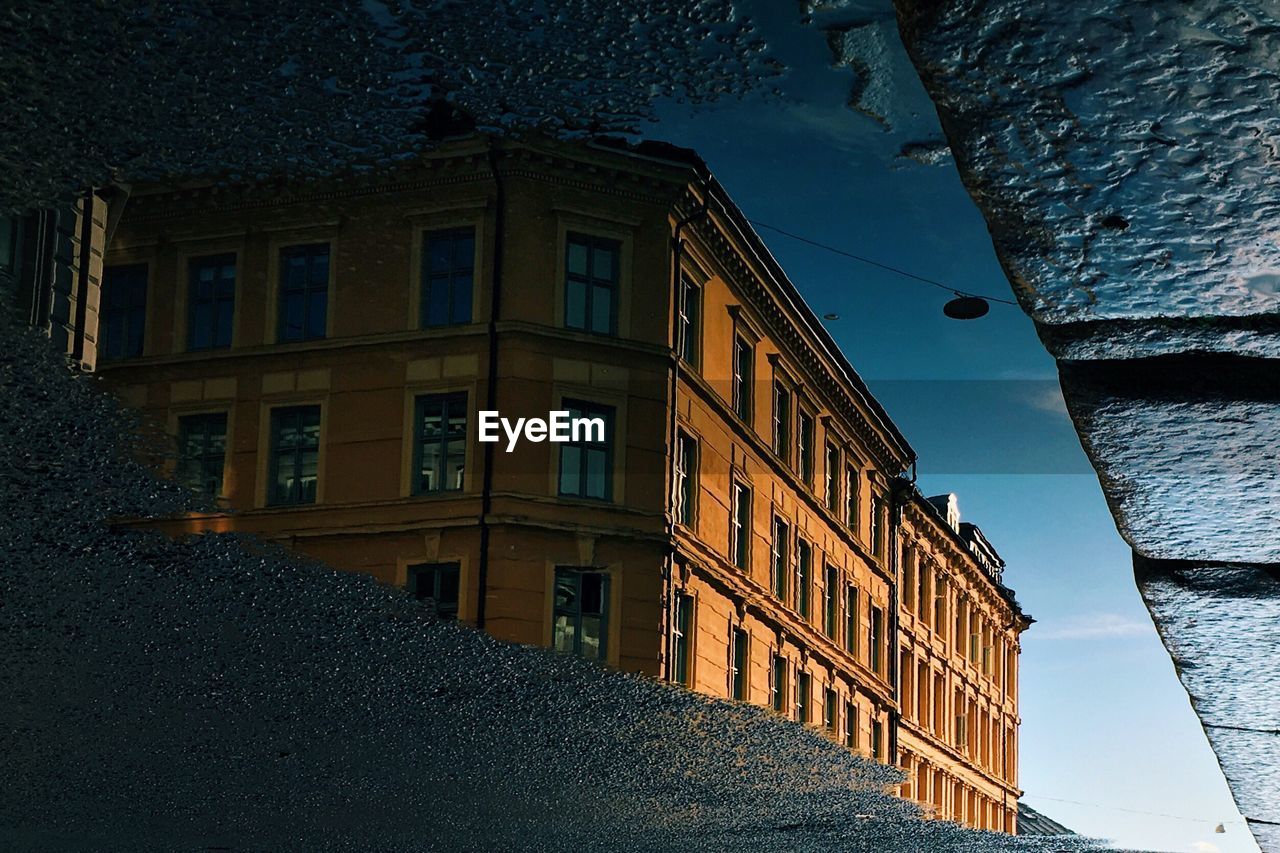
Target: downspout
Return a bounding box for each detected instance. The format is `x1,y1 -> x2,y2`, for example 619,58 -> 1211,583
662,183 -> 710,680
887,464 -> 916,769
476,141 -> 505,631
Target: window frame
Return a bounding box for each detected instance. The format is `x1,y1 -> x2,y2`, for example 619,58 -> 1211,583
770,652 -> 788,715
671,591 -> 695,686
730,480 -> 752,570
796,669 -> 811,724
552,566 -> 611,662
795,537 -> 812,620
99,262 -> 149,361
732,335 -> 754,424
266,404 -> 322,507
186,252 -> 238,351
412,390 -> 469,495
556,398 -> 616,502
420,226 -> 477,328
845,463 -> 860,532
676,273 -> 701,368
797,408 -> 815,486
276,242 -> 331,343
673,429 -> 699,527
407,561 -> 461,620
770,516 -> 790,603
730,626 -> 749,701
844,584 -> 860,657
563,231 -> 621,336
823,563 -> 839,638
771,377 -> 792,463
175,411 -> 228,497
824,441 -> 841,513
870,604 -> 885,676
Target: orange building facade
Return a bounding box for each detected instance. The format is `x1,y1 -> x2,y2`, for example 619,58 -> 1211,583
98,136 -> 1027,831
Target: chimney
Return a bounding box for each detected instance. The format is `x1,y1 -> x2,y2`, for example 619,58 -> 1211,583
927,493 -> 961,532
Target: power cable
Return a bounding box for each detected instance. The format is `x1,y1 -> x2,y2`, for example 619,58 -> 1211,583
1024,793 -> 1245,826
747,218 -> 1019,307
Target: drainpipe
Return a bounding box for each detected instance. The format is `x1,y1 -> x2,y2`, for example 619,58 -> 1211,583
475,141 -> 505,630
662,184 -> 710,680
887,464 -> 916,768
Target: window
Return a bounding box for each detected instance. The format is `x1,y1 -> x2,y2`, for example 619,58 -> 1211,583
278,243 -> 329,341
730,627 -> 748,701
408,562 -> 460,620
824,687 -> 838,734
176,412 -> 227,496
902,545 -> 916,611
676,274 -> 701,367
824,442 -> 840,512
795,538 -> 811,619
845,464 -> 859,531
565,232 -> 619,335
770,518 -> 789,602
844,585 -> 859,656
187,253 -> 236,350
918,561 -> 931,623
771,380 -> 791,461
732,336 -> 753,423
268,405 -> 321,506
557,400 -> 614,501
730,481 -> 751,570
796,670 -> 811,724
553,568 -> 609,661
100,264 -> 147,360
674,430 -> 698,526
823,564 -> 838,638
844,700 -> 857,748
672,592 -> 694,686
771,653 -> 788,714
934,572 -> 947,636
871,717 -> 884,760
421,227 -> 474,327
797,410 -> 814,485
413,392 -> 467,494
870,494 -> 885,557
870,605 -> 885,675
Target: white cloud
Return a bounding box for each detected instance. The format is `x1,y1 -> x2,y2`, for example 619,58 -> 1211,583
1024,383 -> 1071,417
1034,612 -> 1156,641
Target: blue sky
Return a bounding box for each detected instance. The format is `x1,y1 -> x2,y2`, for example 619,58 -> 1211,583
651,4 -> 1257,850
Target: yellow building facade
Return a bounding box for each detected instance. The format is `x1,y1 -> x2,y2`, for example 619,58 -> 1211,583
99,135 -> 1026,832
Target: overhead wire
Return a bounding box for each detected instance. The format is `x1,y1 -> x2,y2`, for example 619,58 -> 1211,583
747,218 -> 1019,307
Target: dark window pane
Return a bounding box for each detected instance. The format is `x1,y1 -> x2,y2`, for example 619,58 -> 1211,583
422,228 -> 474,327
564,233 -> 619,335
277,245 -> 328,342
557,400 -> 614,502
268,405 -> 321,506
552,568 -> 610,661
100,264 -> 148,360
409,562 -> 460,620
414,392 -> 467,494
188,254 -> 236,351
176,413 -> 227,496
